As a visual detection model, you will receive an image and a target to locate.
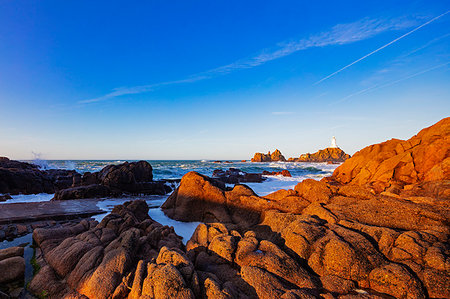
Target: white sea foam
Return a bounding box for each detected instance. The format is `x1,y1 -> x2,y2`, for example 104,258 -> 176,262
0,193 -> 54,204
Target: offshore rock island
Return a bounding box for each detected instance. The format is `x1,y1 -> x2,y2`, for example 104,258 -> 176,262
0,117 -> 449,298
251,138 -> 351,164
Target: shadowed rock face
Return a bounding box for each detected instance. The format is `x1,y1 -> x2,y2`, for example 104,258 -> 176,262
0,157 -> 78,195
288,147 -> 351,163
24,118 -> 450,298
53,161 -> 172,200
0,246 -> 25,285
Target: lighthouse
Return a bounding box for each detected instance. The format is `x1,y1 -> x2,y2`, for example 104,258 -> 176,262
331,136 -> 338,148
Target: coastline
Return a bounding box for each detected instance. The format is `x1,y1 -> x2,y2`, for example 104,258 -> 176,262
0,117 -> 448,298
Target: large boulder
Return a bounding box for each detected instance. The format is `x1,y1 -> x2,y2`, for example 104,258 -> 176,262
161,171 -> 311,226
98,160 -> 153,191
332,117 -> 450,193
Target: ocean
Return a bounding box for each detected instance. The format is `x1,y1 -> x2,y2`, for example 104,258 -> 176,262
27,159 -> 339,195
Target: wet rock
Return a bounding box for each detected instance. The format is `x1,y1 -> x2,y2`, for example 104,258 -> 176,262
262,170 -> 292,177
212,168 -> 265,184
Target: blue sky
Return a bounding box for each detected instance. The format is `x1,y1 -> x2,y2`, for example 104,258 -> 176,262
0,0 -> 449,160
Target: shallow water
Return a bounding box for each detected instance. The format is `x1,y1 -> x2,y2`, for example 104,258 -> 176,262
0,233 -> 34,283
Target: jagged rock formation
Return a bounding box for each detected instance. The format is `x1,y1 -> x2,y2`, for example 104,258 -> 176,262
161,117 -> 449,298
29,200 -> 186,298
0,157 -> 78,195
288,147 -> 350,163
333,117 -> 450,193
0,158 -> 173,199
53,161 -> 172,200
251,149 -> 286,162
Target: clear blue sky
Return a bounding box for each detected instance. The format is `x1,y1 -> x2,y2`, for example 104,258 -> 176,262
0,0 -> 449,160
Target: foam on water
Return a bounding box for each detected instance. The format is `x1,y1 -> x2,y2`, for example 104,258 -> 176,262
0,193 -> 54,204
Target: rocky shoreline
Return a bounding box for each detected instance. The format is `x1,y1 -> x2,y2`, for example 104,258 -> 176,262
0,117 -> 448,298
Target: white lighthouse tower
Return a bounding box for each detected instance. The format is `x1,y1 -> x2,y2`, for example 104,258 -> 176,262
331,136 -> 338,148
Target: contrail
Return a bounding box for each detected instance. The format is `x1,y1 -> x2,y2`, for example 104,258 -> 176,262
315,10 -> 450,85
335,61 -> 450,103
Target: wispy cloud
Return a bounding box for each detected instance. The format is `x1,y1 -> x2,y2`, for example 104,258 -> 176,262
315,11 -> 450,84
334,61 -> 450,104
81,15 -> 424,104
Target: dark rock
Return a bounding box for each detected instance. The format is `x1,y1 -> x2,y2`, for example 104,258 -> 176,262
53,184 -> 113,200
0,194 -> 12,202
54,161 -> 172,200
0,158 -> 81,195
262,170 -> 292,177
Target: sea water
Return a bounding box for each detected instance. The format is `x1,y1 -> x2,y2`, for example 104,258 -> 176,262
1,160 -> 339,243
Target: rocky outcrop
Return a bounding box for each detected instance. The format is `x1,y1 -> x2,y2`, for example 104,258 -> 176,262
212,168 -> 264,184
262,170 -> 292,177
29,200 -> 187,298
0,157 -> 78,195
288,147 -> 350,163
251,149 -> 286,162
333,117 -> 450,193
212,168 -> 292,184
0,158 -> 172,199
161,171 -> 311,226
53,161 -> 172,200
159,117 -> 450,298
